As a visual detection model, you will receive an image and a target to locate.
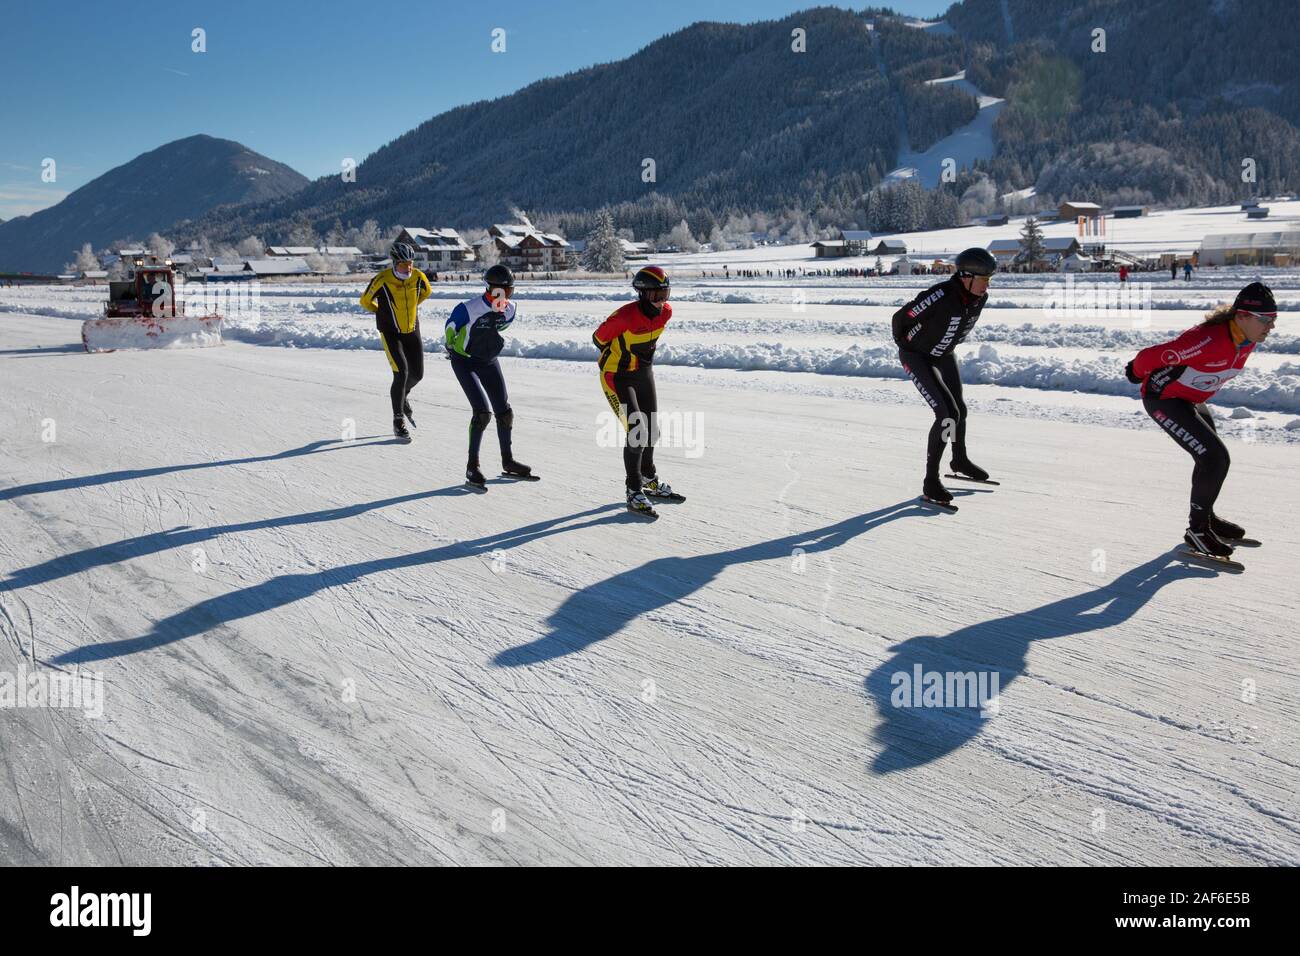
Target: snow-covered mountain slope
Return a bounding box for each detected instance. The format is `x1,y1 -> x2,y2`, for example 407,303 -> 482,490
888,70 -> 1006,188
2,310 -> 1297,865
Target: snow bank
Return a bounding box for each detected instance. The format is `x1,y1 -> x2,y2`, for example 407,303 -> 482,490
216,318 -> 1300,414
0,302 -> 98,322
7,280 -> 1300,412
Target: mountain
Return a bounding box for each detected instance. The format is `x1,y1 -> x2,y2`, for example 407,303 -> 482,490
947,0 -> 1300,202
181,7 -> 981,243
179,1 -> 1300,246
88,3 -> 1298,252
0,135 -> 309,272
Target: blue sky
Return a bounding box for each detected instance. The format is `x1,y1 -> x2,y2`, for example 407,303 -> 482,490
0,0 -> 950,220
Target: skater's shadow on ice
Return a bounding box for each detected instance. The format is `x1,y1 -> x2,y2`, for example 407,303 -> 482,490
495,498 -> 935,668
7,486 -> 472,591
865,551 -> 1215,775
0,436 -> 391,502
50,504 -> 627,665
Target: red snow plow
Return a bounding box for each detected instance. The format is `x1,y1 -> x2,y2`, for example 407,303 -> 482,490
82,258 -> 223,352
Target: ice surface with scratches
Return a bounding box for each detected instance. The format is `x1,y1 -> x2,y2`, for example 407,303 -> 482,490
1,250 -> 1298,866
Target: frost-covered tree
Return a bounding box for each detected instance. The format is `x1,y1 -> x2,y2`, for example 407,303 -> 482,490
476,238 -> 501,268
325,219 -> 346,248
71,243 -> 99,273
958,177 -> 998,221
717,213 -> 757,250
306,252 -> 347,275
346,219 -> 385,255
146,232 -> 176,258
237,235 -> 265,257
287,220 -> 319,248
582,209 -> 624,273
659,218 -> 699,253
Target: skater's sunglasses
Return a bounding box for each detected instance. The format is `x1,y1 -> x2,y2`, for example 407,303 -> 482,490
1239,310 -> 1277,324
641,287 -> 670,301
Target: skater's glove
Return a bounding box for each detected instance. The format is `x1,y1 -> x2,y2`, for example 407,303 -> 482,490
1124,359 -> 1142,384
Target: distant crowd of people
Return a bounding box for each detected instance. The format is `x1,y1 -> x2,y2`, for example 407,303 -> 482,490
707,266 -> 943,279
428,271 -> 564,283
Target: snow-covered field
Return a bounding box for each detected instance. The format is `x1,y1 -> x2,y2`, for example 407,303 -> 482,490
2,273 -> 1298,865
671,198 -> 1300,267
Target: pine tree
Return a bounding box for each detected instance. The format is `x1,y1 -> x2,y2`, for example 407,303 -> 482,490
1020,216 -> 1046,271
582,208 -> 624,273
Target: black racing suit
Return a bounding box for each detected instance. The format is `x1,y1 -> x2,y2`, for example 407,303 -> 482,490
377,313 -> 424,418
892,276 -> 987,479
1142,396 -> 1230,528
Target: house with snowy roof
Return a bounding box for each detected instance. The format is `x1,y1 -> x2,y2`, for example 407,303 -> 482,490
246,258 -> 311,276
986,236 -> 1081,269
811,239 -> 848,258
478,223 -> 572,271
395,227 -> 475,272
1057,201 -> 1101,221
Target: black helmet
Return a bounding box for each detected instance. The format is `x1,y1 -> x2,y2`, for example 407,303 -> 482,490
1232,281 -> 1276,317
632,265 -> 670,291
389,241 -> 417,264
955,247 -> 997,277
484,263 -> 514,289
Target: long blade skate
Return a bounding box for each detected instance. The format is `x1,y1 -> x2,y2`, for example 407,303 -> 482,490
1177,549 -> 1244,572
919,496 -> 958,513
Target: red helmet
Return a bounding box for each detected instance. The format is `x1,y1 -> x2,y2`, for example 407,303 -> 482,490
632,265 -> 670,291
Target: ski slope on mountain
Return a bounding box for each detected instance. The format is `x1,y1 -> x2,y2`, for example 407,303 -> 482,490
2,302 -> 1298,866
888,70 -> 1006,189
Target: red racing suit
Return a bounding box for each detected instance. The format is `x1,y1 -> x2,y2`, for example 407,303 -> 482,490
1132,320 -> 1255,403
